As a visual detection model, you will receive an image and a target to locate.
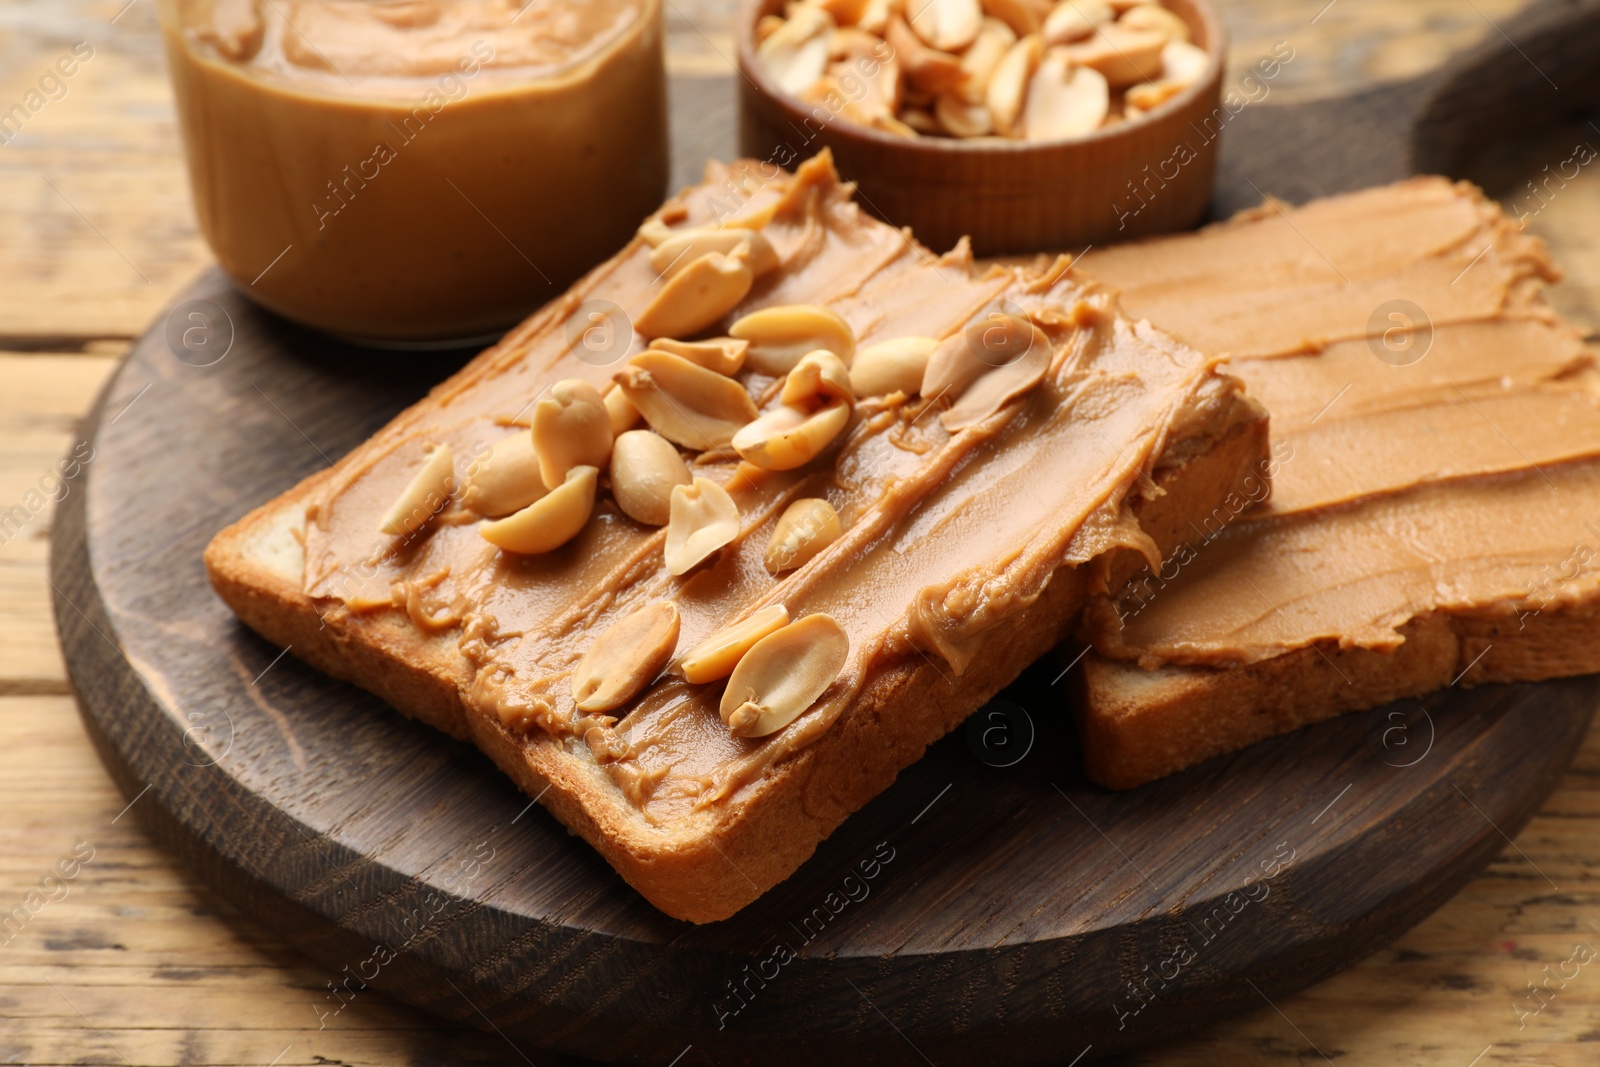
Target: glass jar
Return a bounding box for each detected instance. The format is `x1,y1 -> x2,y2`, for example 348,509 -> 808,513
159,0 -> 668,344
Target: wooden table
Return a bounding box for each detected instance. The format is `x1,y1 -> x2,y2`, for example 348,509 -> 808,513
4,1 -> 1598,1063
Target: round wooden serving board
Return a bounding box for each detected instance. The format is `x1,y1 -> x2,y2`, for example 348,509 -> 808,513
52,4 -> 1600,1063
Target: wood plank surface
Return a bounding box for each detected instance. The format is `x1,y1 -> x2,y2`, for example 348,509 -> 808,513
4,0 -> 1600,1064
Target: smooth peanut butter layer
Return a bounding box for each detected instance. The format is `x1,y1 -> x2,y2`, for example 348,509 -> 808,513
294,154 -> 1255,828
1080,178 -> 1554,360
180,0 -> 644,90
1100,465 -> 1600,666
1079,177 -> 1600,669
1240,320 -> 1598,517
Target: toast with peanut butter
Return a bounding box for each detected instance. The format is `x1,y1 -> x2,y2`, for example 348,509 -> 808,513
204,153 -> 1268,921
1074,178 -> 1600,789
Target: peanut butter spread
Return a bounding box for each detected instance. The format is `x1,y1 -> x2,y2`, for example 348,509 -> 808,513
297,155 -> 1251,821
180,0 -> 642,91
1080,179 -> 1600,667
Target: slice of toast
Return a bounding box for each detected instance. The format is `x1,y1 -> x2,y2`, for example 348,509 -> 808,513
1073,178 -> 1600,789
207,153 -> 1268,921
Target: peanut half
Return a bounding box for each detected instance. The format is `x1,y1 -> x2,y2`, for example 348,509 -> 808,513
734,350 -> 855,470
987,33 -> 1043,137
923,308 -> 1052,430
462,433 -> 545,518
940,337 -> 1050,429
923,305 -> 1036,396
907,0 -> 983,53
636,217 -> 676,247
1125,38 -> 1207,109
650,228 -> 779,282
615,351 -> 759,451
849,335 -> 938,397
956,17 -> 1017,104
678,603 -> 791,684
664,477 -> 741,576
1118,2 -> 1189,41
378,442 -> 454,536
602,383 -> 642,435
1062,24 -> 1165,87
732,402 -> 852,470
981,0 -> 1052,36
571,601 -> 680,713
857,0 -> 893,33
532,379 -> 613,490
1041,0 -> 1111,44
729,304 -> 856,377
885,14 -> 966,96
1125,79 -> 1179,111
756,12 -> 785,43
823,27 -> 902,124
609,429 -> 691,526
780,349 -> 855,406
634,250 -> 754,340
935,92 -> 993,137
765,497 -> 844,573
650,336 -> 750,377
478,465 -> 597,555
1024,49 -> 1109,140
876,111 -> 926,138
759,2 -> 834,96
1160,38 -> 1209,82
720,613 -> 850,738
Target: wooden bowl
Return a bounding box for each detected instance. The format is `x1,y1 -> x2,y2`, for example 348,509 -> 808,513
736,0 -> 1227,255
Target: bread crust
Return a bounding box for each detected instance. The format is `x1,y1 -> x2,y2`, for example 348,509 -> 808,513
1077,602 -> 1600,791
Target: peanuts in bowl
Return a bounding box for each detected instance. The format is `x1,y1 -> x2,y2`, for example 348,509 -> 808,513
755,0 -> 1211,142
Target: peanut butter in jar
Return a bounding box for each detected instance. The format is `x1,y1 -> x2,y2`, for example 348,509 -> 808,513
160,0 -> 668,344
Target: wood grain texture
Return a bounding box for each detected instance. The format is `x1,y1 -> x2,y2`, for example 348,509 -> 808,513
0,353 -> 114,694
1214,0 -> 1600,217
6,0 -> 1600,1064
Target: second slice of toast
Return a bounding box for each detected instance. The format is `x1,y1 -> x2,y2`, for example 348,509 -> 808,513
1074,178 -> 1600,789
